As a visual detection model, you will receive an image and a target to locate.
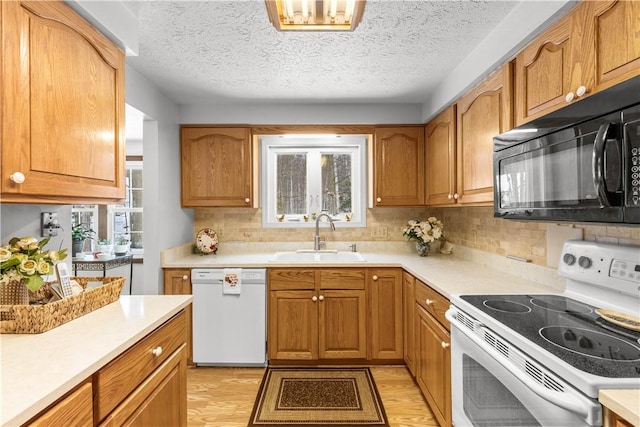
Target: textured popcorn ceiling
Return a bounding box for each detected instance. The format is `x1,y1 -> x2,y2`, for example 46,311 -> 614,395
126,0 -> 518,104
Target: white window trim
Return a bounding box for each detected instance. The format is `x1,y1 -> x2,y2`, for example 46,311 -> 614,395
108,161 -> 143,255
260,135 -> 368,228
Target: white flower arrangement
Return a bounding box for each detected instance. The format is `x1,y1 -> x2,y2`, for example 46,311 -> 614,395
402,217 -> 444,245
0,237 -> 67,291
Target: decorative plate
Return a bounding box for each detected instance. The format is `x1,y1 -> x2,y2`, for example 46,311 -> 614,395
595,308 -> 640,332
195,228 -> 218,254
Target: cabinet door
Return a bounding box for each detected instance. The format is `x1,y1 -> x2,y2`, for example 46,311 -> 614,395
1,1 -> 125,204
99,345 -> 187,427
28,380 -> 93,427
457,64 -> 512,205
318,289 -> 367,359
268,290 -> 318,360
514,14 -> 572,125
373,126 -> 425,206
425,106 -> 457,206
402,272 -> 416,376
416,305 -> 451,427
590,0 -> 640,90
368,268 -> 403,360
181,127 -> 253,207
163,269 -> 193,365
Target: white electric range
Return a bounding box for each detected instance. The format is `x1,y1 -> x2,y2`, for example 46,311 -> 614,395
446,240 -> 640,427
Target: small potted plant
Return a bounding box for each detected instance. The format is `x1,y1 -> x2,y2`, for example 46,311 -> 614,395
71,224 -> 94,257
114,236 -> 130,255
95,238 -> 113,255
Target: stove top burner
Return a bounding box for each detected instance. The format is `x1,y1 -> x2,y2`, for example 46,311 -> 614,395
530,295 -> 593,314
539,326 -> 640,361
483,300 -> 531,313
459,294 -> 640,378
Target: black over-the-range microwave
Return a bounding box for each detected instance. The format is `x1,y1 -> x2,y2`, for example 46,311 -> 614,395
493,76 -> 640,225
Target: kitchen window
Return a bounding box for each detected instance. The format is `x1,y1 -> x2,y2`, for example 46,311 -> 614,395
261,135 -> 367,228
71,160 -> 143,254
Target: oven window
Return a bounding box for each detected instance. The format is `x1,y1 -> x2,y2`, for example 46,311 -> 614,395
463,355 -> 540,426
498,129 -> 599,209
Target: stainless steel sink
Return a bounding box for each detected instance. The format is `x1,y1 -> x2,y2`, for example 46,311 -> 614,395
270,250 -> 366,263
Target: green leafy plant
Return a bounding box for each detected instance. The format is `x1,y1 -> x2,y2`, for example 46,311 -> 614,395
0,237 -> 68,291
97,238 -> 111,245
116,235 -> 129,245
71,224 -> 94,242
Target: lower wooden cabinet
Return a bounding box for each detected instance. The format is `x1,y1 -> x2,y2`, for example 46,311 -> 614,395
25,311 -> 188,427
163,268 -> 193,364
415,283 -> 451,427
98,344 -> 187,427
268,268 -> 367,361
402,272 -> 416,375
27,380 -> 93,426
602,406 -> 635,427
368,268 -> 403,360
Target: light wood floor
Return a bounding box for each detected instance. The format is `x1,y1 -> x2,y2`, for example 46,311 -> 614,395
187,365 -> 438,427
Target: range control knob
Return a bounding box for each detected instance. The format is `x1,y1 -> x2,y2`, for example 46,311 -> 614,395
563,329 -> 576,341
578,336 -> 593,349
563,253 -> 576,265
578,256 -> 592,269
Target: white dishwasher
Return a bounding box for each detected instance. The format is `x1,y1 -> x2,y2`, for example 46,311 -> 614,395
191,268 -> 266,366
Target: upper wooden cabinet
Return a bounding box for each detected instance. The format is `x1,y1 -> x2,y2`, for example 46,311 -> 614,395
514,0 -> 640,126
587,0 -> 640,90
373,126 -> 425,206
425,106 -> 457,206
456,64 -> 512,205
1,0 -> 125,204
514,13 -> 573,125
181,126 -> 254,207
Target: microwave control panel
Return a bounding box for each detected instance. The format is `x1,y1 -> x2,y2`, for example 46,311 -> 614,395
627,118 -> 640,206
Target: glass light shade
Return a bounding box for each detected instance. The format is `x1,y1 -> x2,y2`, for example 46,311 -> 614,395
265,0 -> 366,31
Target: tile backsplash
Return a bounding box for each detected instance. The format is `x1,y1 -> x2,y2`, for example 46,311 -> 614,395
194,206 -> 640,266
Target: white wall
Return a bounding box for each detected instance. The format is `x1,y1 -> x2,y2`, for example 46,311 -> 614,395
125,65 -> 193,295
421,0 -> 575,121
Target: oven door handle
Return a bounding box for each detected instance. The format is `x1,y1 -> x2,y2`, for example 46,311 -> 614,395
446,309 -> 591,420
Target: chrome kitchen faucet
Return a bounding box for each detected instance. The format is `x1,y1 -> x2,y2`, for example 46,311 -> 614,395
314,211 -> 335,251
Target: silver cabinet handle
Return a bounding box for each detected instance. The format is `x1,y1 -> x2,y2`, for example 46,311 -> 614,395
312,296 -> 318,302
9,172 -> 25,184
576,85 -> 587,97
565,91 -> 575,102
152,346 -> 163,357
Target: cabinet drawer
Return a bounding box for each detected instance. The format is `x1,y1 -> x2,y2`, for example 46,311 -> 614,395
269,269 -> 315,290
94,311 -> 186,421
28,380 -> 93,427
415,281 -> 450,330
319,269 -> 365,290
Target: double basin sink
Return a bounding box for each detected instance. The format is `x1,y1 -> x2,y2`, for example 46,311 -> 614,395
270,249 -> 366,263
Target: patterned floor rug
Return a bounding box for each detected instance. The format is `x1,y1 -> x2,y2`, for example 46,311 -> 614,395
248,367 -> 389,427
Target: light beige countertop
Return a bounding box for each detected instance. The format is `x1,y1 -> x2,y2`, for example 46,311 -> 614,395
162,242 -> 565,298
600,389 -> 640,427
0,295 -> 192,427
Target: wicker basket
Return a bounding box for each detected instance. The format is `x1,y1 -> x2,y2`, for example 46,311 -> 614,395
0,277 -> 125,334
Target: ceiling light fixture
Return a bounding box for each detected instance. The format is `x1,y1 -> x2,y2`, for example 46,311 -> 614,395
265,0 -> 366,31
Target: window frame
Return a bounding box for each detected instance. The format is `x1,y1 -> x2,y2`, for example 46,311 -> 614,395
260,134 -> 368,228
108,160 -> 143,254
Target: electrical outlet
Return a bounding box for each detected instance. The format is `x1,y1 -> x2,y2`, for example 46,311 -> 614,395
41,212 -> 59,237
371,226 -> 388,238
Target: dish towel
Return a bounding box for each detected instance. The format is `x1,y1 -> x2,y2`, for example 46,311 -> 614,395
223,268 -> 242,295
